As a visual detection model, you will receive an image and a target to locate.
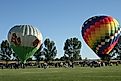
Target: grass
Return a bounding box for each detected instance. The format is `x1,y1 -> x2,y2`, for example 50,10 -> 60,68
0,65 -> 121,81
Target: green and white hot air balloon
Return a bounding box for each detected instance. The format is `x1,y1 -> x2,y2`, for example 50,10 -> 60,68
8,25 -> 42,63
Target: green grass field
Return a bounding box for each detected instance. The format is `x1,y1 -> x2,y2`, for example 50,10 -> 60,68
0,65 -> 121,81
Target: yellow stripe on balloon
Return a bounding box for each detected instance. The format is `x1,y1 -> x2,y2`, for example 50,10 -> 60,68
105,23 -> 111,36
113,18 -> 119,32
98,24 -> 106,41
110,21 -> 115,35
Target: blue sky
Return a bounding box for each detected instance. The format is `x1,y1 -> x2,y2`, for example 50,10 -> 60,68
0,0 -> 121,59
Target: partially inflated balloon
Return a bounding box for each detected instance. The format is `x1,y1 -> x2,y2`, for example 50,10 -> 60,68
8,25 -> 42,63
82,15 -> 121,58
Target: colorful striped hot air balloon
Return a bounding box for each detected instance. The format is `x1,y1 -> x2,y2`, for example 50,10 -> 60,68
81,15 -> 121,59
8,25 -> 42,63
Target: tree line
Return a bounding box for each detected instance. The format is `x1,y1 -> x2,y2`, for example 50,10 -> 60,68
0,37 -> 82,63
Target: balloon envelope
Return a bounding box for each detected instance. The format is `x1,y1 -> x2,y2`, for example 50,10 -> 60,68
81,15 -> 121,58
8,25 -> 42,63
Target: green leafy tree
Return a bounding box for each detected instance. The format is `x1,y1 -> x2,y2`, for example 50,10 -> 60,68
0,40 -> 12,60
43,38 -> 57,62
64,37 -> 82,61
34,44 -> 43,61
110,36 -> 121,60
60,56 -> 65,61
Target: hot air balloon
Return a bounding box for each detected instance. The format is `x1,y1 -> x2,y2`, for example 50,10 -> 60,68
81,15 -> 121,59
8,25 -> 42,63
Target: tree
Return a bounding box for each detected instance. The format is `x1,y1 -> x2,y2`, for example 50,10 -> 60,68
0,40 -> 12,60
110,36 -> 121,60
43,38 -> 57,62
34,44 -> 44,62
60,56 -> 65,61
64,37 -> 82,61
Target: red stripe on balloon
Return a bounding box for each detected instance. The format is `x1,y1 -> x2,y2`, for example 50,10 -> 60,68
102,39 -> 118,54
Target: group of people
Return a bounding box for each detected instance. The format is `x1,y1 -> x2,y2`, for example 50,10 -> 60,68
79,60 -> 119,67
0,60 -> 120,69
